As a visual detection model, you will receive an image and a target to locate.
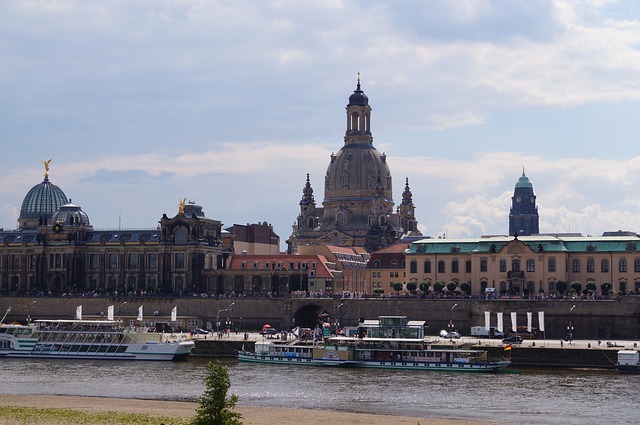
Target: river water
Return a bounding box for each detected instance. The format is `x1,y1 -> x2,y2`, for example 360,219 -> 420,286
0,358 -> 637,424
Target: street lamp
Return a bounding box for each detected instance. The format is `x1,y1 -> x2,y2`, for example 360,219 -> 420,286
449,303 -> 458,342
567,304 -> 576,344
216,302 -> 235,337
27,301 -> 36,324
1,307 -> 11,325
336,303 -> 344,329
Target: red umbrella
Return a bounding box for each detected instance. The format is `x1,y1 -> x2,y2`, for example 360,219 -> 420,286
262,324 -> 272,329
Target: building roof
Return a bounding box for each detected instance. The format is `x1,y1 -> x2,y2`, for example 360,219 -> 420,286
407,235 -> 640,254
19,176 -> 68,224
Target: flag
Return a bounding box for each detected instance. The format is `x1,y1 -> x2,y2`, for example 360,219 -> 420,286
484,311 -> 490,331
497,312 -> 504,333
75,305 -> 82,320
538,311 -> 545,333
107,305 -> 114,321
137,306 -> 143,321
504,344 -> 512,351
511,312 -> 517,333
527,312 -> 533,333
171,306 -> 177,322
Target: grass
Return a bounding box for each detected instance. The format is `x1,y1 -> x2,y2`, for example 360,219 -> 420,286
0,405 -> 192,425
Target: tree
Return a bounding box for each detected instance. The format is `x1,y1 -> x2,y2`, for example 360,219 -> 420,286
392,282 -> 404,294
433,281 -> 444,294
459,281 -> 471,295
570,281 -> 582,295
586,281 -> 596,293
601,281 -> 612,296
419,282 -> 428,293
555,281 -> 567,295
191,360 -> 243,425
446,281 -> 458,293
406,281 -> 417,293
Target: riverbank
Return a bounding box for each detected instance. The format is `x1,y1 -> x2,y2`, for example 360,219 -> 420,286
0,395 -> 523,425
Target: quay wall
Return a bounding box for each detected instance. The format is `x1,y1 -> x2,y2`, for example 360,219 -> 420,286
2,296 -> 640,340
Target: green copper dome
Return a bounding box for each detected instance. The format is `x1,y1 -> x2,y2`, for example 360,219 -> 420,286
515,171 -> 533,189
19,176 -> 69,228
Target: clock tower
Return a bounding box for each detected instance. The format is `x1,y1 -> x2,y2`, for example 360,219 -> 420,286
509,169 -> 539,236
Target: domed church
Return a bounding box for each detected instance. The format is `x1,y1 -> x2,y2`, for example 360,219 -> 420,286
288,76 -> 421,253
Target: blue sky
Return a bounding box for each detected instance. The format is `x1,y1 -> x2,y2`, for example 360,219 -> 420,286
2,0 -> 640,247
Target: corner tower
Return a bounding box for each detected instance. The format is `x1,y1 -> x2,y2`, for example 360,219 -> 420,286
509,169 -> 539,236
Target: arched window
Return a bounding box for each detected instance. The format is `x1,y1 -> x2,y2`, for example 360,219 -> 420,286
499,259 -> 507,272
548,257 -> 556,272
336,213 -> 344,225
451,259 -> 459,273
438,261 -> 445,273
572,259 -> 580,273
586,258 -> 595,273
174,226 -> 188,245
635,258 -> 640,273
373,260 -> 381,268
620,258 -> 627,272
391,260 -> 398,268
526,259 -> 535,272
410,261 -> 417,273
512,259 -> 520,272
480,259 -> 488,272
465,260 -> 472,273
601,259 -> 609,273
424,260 -> 431,273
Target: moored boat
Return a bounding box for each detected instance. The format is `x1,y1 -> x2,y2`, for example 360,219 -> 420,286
616,350 -> 640,373
238,316 -> 510,372
0,319 -> 194,361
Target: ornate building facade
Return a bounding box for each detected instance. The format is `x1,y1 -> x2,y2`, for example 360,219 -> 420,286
0,163 -> 232,295
288,77 -> 421,253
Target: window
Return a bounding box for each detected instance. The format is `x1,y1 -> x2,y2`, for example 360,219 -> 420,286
601,259 -> 609,273
148,275 -> 156,291
174,226 -> 188,245
410,261 -> 417,273
11,254 -> 20,269
391,260 -> 398,268
128,254 -> 138,269
512,259 -> 520,272
424,260 -> 431,273
109,254 -> 118,269
480,259 -> 487,272
465,260 -> 472,273
620,258 -> 627,273
451,259 -> 459,273
175,253 -> 185,269
499,259 -> 507,273
586,258 -> 595,273
635,259 -> 640,273
549,281 -> 557,293
572,259 -> 580,273
526,259 -> 535,272
253,261 -> 259,269
148,254 -> 157,269
90,254 -> 99,269
373,260 -> 381,268
438,261 -> 445,273
548,258 -> 556,273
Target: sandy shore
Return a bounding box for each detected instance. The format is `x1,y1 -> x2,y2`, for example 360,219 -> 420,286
0,394 -> 521,425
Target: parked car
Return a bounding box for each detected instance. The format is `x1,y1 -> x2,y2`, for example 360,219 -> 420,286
192,328 -> 209,335
260,328 -> 278,336
439,329 -> 461,339
502,335 -> 523,344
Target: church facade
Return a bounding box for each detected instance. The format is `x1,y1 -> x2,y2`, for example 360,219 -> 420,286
288,77 -> 421,254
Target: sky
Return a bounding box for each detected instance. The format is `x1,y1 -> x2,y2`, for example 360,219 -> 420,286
2,0 -> 640,249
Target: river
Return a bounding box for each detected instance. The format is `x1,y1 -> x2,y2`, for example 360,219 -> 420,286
0,358 -> 637,424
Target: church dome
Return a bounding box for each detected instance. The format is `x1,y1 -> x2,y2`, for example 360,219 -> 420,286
51,202 -> 90,227
348,80 -> 369,106
19,176 -> 69,228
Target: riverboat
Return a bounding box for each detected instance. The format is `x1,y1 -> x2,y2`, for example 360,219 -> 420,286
616,350 -> 640,373
0,319 -> 194,361
238,316 -> 510,372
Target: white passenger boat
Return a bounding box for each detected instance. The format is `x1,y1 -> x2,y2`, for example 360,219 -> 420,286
238,316 -> 511,372
616,350 -> 640,373
0,319 -> 194,361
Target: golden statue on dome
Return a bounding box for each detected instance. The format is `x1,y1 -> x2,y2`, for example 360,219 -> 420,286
43,159 -> 52,178
178,198 -> 186,214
